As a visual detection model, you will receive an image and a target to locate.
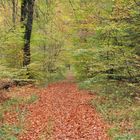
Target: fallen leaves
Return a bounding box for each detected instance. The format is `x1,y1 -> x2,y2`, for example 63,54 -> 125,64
4,82 -> 110,140
19,82 -> 110,140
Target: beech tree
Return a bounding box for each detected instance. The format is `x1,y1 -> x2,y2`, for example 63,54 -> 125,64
21,0 -> 35,66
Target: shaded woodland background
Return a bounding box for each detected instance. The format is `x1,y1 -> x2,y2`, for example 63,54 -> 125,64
0,0 -> 140,85
0,0 -> 140,86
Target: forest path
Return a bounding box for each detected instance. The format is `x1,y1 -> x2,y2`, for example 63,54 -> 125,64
18,81 -> 110,140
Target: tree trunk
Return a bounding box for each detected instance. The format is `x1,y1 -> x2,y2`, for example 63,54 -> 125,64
21,0 -> 35,67
12,0 -> 16,27
21,0 -> 28,23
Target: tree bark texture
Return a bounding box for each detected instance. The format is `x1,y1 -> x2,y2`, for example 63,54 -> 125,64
21,0 -> 35,67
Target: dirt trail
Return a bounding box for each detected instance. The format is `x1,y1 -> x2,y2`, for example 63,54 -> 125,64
18,82 -> 110,140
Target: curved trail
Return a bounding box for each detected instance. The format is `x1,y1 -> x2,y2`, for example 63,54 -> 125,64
19,82 -> 109,140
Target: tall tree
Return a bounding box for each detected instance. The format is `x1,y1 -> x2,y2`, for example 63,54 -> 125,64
21,0 -> 35,67
12,0 -> 16,26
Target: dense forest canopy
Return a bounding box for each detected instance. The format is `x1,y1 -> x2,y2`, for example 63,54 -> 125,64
0,0 -> 140,88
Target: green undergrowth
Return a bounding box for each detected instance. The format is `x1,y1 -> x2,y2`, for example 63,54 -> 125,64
92,95 -> 140,140
78,79 -> 140,140
0,92 -> 39,140
88,82 -> 140,140
0,124 -> 22,140
0,65 -> 67,87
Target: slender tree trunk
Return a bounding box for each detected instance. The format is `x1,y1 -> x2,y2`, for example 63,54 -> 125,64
21,0 -> 28,23
12,0 -> 16,27
21,0 -> 35,67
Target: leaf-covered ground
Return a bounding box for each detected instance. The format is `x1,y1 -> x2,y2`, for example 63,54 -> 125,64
4,82 -> 110,140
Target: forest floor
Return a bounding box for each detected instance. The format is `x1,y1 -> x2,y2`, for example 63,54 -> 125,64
1,80 -> 110,140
